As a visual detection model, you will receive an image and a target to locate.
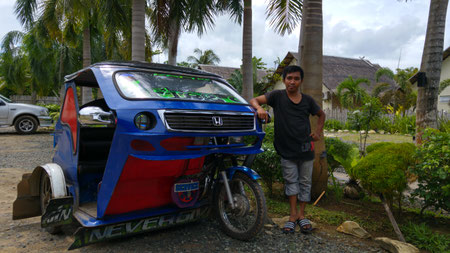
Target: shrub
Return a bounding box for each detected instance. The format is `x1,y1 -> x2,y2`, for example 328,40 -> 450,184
392,114 -> 415,134
324,119 -> 344,130
438,117 -> 450,133
365,142 -> 394,154
325,137 -> 358,200
402,222 -> 450,253
411,129 -> 450,213
38,103 -> 61,123
353,143 -> 416,208
325,137 -> 358,174
263,122 -> 274,145
253,144 -> 283,197
371,116 -> 391,132
347,97 -> 383,155
40,103 -> 61,114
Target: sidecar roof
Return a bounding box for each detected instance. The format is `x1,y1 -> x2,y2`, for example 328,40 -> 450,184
64,61 -> 221,87
63,61 -> 236,110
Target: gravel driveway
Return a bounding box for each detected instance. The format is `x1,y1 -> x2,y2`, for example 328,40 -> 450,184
0,127 -> 384,252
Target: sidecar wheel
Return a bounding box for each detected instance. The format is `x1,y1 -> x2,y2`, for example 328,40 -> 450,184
40,171 -> 62,234
214,172 -> 266,240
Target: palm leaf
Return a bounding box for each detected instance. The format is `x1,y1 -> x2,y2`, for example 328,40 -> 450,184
266,0 -> 302,35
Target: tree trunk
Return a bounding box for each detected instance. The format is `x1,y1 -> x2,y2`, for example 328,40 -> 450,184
299,0 -> 328,200
81,26 -> 92,105
58,46 -> 65,102
167,20 -> 181,65
241,0 -> 253,101
131,0 -> 146,62
380,194 -> 406,242
416,0 -> 448,143
298,0 -> 306,61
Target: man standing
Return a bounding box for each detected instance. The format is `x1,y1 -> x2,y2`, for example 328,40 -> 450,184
250,65 -> 325,234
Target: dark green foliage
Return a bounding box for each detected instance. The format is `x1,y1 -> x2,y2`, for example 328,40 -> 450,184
38,103 -> 61,122
365,142 -> 393,154
354,143 -> 416,205
411,129 -> 450,213
253,123 -> 281,197
325,137 -> 355,171
325,137 -> 358,201
402,222 -> 450,253
371,116 -> 391,132
253,143 -> 282,197
324,137 -> 359,181
438,117 -> 450,133
263,123 -> 274,145
392,115 -> 416,134
324,119 -> 344,130
347,97 -> 384,155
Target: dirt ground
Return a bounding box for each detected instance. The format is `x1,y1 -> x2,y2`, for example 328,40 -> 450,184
0,127 -> 389,252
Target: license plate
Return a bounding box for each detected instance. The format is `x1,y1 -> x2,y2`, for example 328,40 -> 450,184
174,181 -> 199,192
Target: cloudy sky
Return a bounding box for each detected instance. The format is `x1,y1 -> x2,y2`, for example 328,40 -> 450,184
1,0 -> 450,71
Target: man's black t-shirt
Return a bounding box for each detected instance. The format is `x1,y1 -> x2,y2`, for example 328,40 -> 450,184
265,89 -> 320,161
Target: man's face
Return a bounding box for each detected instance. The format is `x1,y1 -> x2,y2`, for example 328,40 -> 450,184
283,71 -> 302,92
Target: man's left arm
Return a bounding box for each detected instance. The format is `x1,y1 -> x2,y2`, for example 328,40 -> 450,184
310,109 -> 326,141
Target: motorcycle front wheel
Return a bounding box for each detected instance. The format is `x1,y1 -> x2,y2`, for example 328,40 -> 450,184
214,172 -> 266,240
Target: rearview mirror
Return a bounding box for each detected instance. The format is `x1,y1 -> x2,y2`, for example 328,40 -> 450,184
79,106 -> 114,126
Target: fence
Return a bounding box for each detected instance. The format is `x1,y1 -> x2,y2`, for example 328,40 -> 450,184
10,95 -> 60,105
324,108 -> 449,123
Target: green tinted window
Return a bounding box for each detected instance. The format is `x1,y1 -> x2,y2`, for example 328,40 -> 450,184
115,72 -> 246,104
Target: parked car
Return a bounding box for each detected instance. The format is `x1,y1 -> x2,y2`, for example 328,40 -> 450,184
0,94 -> 53,134
13,61 -> 267,249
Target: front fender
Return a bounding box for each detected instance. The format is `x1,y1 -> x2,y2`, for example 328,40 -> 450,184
226,166 -> 261,181
12,163 -> 67,220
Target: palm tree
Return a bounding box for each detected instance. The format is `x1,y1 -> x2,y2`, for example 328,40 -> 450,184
373,68 -> 418,115
415,0 -> 448,141
132,0 -> 146,61
240,0 -> 252,101
216,0 -> 256,100
150,0 -> 217,65
15,0 -> 97,104
187,48 -> 220,67
0,31 -> 29,95
336,76 -> 370,109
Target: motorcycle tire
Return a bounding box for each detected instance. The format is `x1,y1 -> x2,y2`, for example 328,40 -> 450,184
40,171 -> 62,234
214,172 -> 266,240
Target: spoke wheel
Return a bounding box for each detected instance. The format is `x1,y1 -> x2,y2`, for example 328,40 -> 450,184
40,172 -> 62,234
214,172 -> 266,240
14,115 -> 38,134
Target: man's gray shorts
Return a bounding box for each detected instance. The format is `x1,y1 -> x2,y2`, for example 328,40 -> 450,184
281,158 -> 314,202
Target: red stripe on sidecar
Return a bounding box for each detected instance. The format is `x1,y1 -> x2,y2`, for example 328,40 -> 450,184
105,156 -> 204,215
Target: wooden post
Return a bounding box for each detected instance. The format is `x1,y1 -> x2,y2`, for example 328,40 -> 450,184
380,194 -> 406,242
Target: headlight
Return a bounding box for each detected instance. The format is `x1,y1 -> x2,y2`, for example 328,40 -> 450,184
40,109 -> 49,116
134,112 -> 156,130
229,136 -> 243,144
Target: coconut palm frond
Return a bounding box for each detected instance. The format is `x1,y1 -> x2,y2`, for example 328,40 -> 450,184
266,0 -> 302,36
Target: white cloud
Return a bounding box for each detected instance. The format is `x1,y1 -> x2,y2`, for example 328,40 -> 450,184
2,0 -> 450,73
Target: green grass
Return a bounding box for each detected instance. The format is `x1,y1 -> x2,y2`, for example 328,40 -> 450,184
265,195 -> 386,231
325,132 -> 413,145
401,222 -> 450,253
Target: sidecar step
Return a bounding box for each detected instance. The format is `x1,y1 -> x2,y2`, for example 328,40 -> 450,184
69,206 -> 209,250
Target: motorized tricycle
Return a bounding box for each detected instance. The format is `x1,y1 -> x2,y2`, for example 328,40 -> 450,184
12,61 -> 267,249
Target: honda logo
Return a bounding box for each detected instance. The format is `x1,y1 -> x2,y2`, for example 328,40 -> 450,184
211,116 -> 223,127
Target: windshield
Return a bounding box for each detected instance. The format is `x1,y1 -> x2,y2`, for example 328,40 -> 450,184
114,71 -> 247,104
0,94 -> 11,103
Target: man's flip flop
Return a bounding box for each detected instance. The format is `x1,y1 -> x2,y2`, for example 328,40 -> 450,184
282,221 -> 296,234
297,218 -> 313,234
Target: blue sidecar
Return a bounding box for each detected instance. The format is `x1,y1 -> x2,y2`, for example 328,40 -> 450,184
12,61 -> 267,249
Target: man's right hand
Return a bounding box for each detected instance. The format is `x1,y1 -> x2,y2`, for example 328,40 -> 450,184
256,107 -> 269,123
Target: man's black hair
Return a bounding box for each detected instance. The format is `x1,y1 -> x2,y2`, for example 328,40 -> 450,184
282,65 -> 304,81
